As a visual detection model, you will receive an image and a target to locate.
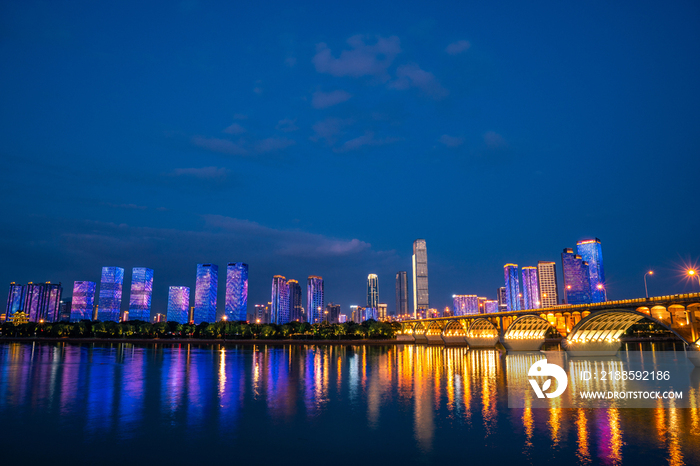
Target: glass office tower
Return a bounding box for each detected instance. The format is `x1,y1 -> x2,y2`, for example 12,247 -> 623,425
128,267 -> 154,321
167,286 -> 190,324
288,279 -> 303,322
71,281 -> 96,322
412,239 -> 429,317
577,238 -> 607,302
307,276 -> 324,323
271,275 -> 290,324
503,264 -> 521,312
194,264 -> 218,324
367,274 -> 379,310
395,271 -> 408,318
96,267 -> 124,321
225,262 -> 248,321
522,267 -> 540,310
561,249 -> 592,304
537,261 -> 559,307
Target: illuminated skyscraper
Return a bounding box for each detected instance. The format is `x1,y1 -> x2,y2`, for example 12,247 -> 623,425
521,267 -> 540,310
503,264 -> 521,312
395,271 -> 408,318
271,275 -> 290,324
287,279 -> 303,322
22,282 -> 62,323
453,295 -> 478,316
307,276 -> 324,323
497,287 -> 507,312
478,297 -> 487,314
561,249 -> 591,304
225,262 -> 248,321
577,238 -> 607,302
253,303 -> 270,324
5,283 -> 24,319
98,267 -> 124,322
194,263 -> 218,324
537,261 -> 559,307
128,267 -> 154,321
378,303 -> 388,320
326,303 -> 341,323
412,239 -> 429,317
367,274 -> 379,310
484,300 -> 499,313
71,281 -> 96,322
167,286 -> 190,324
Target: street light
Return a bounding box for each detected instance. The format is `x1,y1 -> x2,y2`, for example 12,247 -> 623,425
644,270 -> 654,298
689,269 -> 700,287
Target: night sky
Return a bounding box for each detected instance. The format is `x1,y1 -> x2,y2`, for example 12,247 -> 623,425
1,1 -> 699,319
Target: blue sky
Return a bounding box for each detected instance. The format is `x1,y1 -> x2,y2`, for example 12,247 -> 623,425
1,0 -> 699,318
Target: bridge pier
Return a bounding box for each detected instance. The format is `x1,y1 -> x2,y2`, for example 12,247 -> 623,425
413,334 -> 428,344
426,335 -> 444,345
396,334 -> 415,342
442,335 -> 468,346
563,339 -> 621,357
501,337 -> 544,352
465,336 -> 499,348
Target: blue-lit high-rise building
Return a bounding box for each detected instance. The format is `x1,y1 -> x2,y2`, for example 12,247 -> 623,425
22,282 -> 62,322
98,267 -> 124,321
522,267 -> 540,310
5,283 -> 24,320
271,275 -> 290,324
225,262 -> 248,321
504,264 -> 521,312
71,281 -> 96,322
561,249 -> 592,304
577,238 -> 607,302
128,267 -> 153,321
307,276 -> 324,323
167,286 -> 190,324
194,264 -> 218,324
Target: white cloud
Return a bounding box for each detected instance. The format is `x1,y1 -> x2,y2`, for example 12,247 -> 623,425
390,63 -> 448,99
484,131 -> 508,149
310,117 -> 353,145
254,137 -> 296,153
191,136 -> 248,155
334,131 -> 400,153
223,122 -> 246,135
313,34 -> 401,80
446,40 -> 471,55
439,134 -> 464,147
311,89 -> 352,109
275,118 -> 299,132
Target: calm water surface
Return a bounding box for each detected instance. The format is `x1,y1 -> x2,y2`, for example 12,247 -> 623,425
1,342 -> 699,465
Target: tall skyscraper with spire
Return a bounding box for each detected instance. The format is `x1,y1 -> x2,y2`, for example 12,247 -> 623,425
367,274 -> 379,310
503,264 -> 521,312
194,263 -> 218,324
225,262 -> 248,321
307,276 -> 324,323
412,239 -> 429,317
395,271 -> 408,318
576,238 -> 606,302
128,267 -> 154,321
561,249 -> 591,304
98,267 -> 124,322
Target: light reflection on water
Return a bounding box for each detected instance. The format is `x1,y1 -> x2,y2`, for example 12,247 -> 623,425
0,342 -> 699,465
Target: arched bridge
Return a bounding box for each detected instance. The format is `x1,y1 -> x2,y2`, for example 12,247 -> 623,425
395,293 -> 700,354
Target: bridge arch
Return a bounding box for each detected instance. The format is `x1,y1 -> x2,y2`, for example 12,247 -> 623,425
442,319 -> 467,337
567,308 -> 690,344
503,315 -> 551,339
466,318 -> 499,338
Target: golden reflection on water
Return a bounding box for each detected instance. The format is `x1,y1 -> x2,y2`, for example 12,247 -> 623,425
576,409 -> 590,465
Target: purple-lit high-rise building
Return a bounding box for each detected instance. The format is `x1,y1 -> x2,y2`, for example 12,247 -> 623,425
71,281 -> 96,322
484,300 -> 499,314
271,275 -> 290,324
194,264 -> 218,324
561,249 -> 592,304
504,264 -> 521,312
577,238 -> 607,302
98,267 -> 124,322
5,283 -> 24,320
128,267 -> 153,321
225,262 -> 248,321
307,276 -> 324,323
453,295 -> 479,316
522,267 -> 540,310
20,282 -> 62,323
167,286 -> 190,324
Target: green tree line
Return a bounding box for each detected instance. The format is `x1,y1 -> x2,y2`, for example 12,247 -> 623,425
0,319 -> 400,340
